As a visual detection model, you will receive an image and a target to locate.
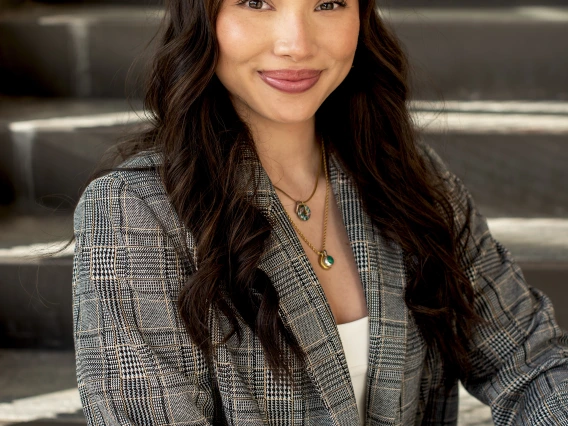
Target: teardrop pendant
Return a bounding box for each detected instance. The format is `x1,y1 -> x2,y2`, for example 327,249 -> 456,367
318,250 -> 334,270
296,202 -> 311,221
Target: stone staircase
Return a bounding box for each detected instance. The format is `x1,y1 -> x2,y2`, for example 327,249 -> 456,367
0,0 -> 567,424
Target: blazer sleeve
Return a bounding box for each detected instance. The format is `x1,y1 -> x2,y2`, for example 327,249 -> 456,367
421,143 -> 568,425
72,174 -> 217,425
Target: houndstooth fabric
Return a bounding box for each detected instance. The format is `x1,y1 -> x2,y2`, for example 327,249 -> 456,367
72,143 -> 568,425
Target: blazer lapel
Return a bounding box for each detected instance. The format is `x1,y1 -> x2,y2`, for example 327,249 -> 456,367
329,155 -> 409,426
253,150 -> 408,426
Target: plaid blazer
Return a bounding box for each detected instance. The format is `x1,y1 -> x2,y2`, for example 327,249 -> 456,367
72,143 -> 568,425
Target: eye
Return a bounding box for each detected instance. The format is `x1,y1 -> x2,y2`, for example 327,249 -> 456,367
242,0 -> 270,9
315,1 -> 346,11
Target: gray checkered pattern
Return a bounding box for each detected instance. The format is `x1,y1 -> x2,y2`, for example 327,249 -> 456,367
73,144 -> 568,425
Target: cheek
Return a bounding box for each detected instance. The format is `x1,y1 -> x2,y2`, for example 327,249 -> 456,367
314,14 -> 359,67
333,18 -> 359,60
216,12 -> 264,65
217,16 -> 242,55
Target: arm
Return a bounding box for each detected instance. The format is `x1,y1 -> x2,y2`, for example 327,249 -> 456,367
72,175 -> 217,425
421,143 -> 568,425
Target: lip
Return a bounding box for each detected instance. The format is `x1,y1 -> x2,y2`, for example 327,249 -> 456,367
258,69 -> 322,94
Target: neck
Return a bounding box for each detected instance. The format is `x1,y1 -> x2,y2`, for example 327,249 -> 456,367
242,113 -> 321,193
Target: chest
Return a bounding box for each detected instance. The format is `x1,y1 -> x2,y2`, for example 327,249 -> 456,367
295,189 -> 369,326
273,164 -> 369,326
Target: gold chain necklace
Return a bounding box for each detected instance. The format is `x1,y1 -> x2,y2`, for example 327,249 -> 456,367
280,140 -> 334,270
273,142 -> 322,221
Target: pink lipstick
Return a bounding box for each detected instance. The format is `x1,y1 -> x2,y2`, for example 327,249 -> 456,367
258,69 -> 321,94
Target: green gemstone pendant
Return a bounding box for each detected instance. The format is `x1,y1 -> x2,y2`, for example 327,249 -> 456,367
296,202 -> 311,221
318,250 -> 334,270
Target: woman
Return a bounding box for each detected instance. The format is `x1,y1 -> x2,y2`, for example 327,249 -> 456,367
71,0 -> 568,423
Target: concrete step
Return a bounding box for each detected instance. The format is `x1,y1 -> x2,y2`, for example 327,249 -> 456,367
385,7 -> 568,100
0,213 -> 73,249
0,350 -> 85,425
0,215 -> 74,349
0,97 -> 143,213
1,5 -> 567,99
2,98 -> 567,217
426,132 -> 568,217
413,100 -> 568,218
0,4 -> 159,98
0,255 -> 74,349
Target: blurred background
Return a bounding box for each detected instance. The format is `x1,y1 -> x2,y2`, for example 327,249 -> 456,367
0,0 -> 567,424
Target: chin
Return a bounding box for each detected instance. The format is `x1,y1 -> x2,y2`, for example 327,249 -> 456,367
268,112 -> 316,124
263,104 -> 319,124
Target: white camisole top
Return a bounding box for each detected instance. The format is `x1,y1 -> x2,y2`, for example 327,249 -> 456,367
336,316 -> 370,425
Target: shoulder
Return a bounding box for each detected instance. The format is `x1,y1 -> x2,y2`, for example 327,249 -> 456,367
414,141 -> 477,231
415,141 -> 452,182
73,150 -> 185,246
416,140 -> 468,193
85,150 -> 164,195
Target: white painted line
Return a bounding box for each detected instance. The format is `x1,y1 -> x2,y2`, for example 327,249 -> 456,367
489,218 -> 568,230
38,8 -> 163,26
39,15 -> 94,26
488,218 -> 568,262
0,388 -> 82,422
69,22 -> 91,97
412,100 -> 568,115
10,129 -> 36,206
488,218 -> 568,244
9,110 -> 146,132
415,111 -> 568,134
381,7 -> 568,23
412,100 -> 568,134
8,101 -> 568,135
0,241 -> 74,259
517,6 -> 568,22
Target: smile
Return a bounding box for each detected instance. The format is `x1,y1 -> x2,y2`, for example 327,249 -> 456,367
258,69 -> 322,94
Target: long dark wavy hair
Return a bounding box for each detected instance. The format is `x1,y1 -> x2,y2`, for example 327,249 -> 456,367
104,0 -> 482,390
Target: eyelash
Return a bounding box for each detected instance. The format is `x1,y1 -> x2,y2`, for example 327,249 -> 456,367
236,0 -> 347,11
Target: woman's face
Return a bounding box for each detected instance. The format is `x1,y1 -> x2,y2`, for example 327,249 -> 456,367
215,0 -> 360,125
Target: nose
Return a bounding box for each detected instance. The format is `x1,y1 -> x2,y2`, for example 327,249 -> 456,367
272,12 -> 316,61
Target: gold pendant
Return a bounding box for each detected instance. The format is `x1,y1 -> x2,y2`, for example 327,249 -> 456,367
318,250 -> 334,270
296,202 -> 311,221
